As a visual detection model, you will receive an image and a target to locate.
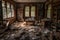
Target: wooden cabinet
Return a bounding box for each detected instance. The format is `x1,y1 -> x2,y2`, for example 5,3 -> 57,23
37,4 -> 45,19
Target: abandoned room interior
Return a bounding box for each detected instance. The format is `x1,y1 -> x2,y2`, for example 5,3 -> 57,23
0,0 -> 60,40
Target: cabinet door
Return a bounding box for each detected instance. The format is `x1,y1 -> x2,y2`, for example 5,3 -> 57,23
38,4 -> 44,19
57,6 -> 60,20
52,6 -> 57,20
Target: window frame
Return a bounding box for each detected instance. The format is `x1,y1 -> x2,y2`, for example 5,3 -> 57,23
2,0 -> 15,20
24,5 -> 36,21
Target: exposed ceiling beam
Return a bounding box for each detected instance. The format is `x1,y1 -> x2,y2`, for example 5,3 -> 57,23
14,0 -> 46,2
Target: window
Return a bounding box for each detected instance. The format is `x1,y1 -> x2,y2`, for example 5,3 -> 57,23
31,6 -> 35,17
25,6 -> 36,17
24,6 -> 36,21
47,4 -> 51,18
2,1 -> 6,19
11,5 -> 14,17
7,2 -> 11,18
2,0 -> 15,19
25,6 -> 29,17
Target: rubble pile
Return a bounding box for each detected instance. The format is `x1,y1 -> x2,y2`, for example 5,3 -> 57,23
0,22 -> 60,40
0,22 -> 43,40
